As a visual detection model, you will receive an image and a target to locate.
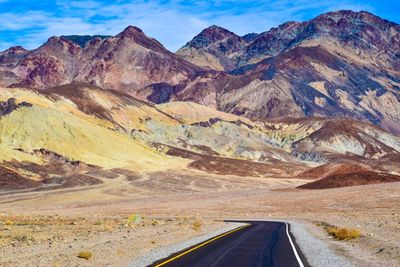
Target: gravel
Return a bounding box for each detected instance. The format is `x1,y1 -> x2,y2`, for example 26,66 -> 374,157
129,222 -> 246,267
288,220 -> 353,267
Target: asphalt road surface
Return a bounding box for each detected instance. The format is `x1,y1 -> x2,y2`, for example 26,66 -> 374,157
150,221 -> 308,267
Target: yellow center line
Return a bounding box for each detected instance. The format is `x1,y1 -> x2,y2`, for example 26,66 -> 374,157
154,224 -> 250,267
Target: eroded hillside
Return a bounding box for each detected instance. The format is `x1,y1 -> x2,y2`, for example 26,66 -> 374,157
1,83 -> 399,191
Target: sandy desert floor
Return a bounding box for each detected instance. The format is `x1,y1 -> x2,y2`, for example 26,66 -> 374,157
0,169 -> 399,266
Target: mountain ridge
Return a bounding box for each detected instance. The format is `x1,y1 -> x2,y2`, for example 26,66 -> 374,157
179,10 -> 400,70
175,10 -> 400,134
1,10 -> 400,134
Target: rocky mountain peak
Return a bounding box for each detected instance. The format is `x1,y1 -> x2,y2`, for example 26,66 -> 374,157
0,46 -> 30,69
115,25 -> 166,53
45,36 -> 80,48
315,10 -> 394,24
61,35 -> 111,48
176,25 -> 248,70
303,10 -> 400,52
241,33 -> 259,43
203,25 -> 231,34
185,25 -> 241,49
3,46 -> 27,54
46,36 -> 73,44
117,25 -> 144,37
40,36 -> 82,56
243,9 -> 400,64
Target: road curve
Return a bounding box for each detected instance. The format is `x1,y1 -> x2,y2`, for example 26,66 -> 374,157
150,221 -> 308,267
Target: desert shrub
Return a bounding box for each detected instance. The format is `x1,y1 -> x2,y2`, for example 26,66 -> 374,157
4,220 -> 13,226
325,226 -> 361,240
151,219 -> 159,226
193,221 -> 203,231
77,251 -> 93,260
13,234 -> 34,242
127,214 -> 141,226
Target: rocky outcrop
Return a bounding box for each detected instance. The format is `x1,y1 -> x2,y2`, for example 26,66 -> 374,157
0,98 -> 32,116
176,25 -> 249,71
61,35 -> 111,48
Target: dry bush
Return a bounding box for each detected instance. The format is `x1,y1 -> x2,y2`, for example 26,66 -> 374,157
193,221 -> 203,231
325,226 -> 361,240
4,220 -> 13,226
77,251 -> 93,260
13,235 -> 35,243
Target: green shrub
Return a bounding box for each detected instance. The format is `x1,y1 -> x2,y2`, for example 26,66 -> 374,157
127,214 -> 141,226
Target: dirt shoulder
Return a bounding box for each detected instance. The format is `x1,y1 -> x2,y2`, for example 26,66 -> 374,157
0,214 -> 224,267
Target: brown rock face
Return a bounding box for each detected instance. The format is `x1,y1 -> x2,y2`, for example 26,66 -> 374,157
8,37 -> 81,88
175,10 -> 400,134
75,26 -> 205,93
180,11 -> 400,69
0,26 -> 205,93
176,25 -> 250,71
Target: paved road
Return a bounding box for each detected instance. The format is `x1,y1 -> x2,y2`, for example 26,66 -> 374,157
150,221 -> 308,267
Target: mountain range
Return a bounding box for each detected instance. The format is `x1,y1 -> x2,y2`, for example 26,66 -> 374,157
1,10 -> 400,191
1,10 -> 399,134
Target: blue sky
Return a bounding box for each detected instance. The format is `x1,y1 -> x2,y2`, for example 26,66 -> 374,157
0,0 -> 399,52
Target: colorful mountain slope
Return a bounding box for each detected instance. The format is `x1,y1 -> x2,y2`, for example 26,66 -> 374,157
0,87 -> 187,172
0,83 -> 399,190
175,10 -> 400,134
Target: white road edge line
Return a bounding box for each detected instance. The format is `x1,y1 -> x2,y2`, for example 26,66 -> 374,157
286,222 -> 305,267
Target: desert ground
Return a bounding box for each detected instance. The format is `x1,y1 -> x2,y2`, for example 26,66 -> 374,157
1,169 -> 399,267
